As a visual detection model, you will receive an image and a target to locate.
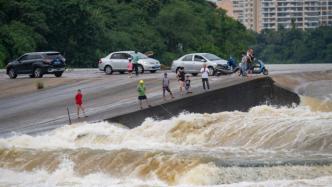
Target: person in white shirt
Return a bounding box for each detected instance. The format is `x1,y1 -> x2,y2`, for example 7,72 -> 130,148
200,63 -> 210,90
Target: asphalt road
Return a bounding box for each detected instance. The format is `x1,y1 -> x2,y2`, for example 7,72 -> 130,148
0,64 -> 331,136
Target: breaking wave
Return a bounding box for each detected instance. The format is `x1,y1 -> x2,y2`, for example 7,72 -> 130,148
1,103 -> 332,186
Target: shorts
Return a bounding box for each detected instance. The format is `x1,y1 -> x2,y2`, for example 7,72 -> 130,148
138,95 -> 147,100
163,86 -> 171,92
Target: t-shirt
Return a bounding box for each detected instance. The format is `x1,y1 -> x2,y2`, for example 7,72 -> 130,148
185,79 -> 191,87
137,85 -> 146,96
162,77 -> 170,87
75,93 -> 83,105
133,54 -> 139,64
128,62 -> 133,71
178,71 -> 185,81
200,68 -> 209,79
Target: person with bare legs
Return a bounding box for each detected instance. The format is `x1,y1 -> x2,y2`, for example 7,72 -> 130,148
128,58 -> 133,78
177,67 -> 185,96
75,89 -> 87,118
137,80 -> 151,109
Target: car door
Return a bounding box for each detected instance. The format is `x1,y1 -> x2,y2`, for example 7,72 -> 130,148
193,55 -> 207,72
120,53 -> 131,70
181,55 -> 194,72
25,54 -> 41,73
110,53 -> 122,70
16,55 -> 29,73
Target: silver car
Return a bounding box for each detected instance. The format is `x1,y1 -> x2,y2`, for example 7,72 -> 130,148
171,53 -> 228,76
98,51 -> 161,74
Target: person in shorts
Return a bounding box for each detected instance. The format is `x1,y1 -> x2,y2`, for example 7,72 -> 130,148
75,89 -> 87,118
162,72 -> 175,100
137,80 -> 151,109
177,67 -> 185,96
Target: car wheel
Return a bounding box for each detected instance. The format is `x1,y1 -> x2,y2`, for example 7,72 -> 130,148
55,72 -> 63,77
105,66 -> 113,75
8,68 -> 17,79
34,68 -> 43,78
150,70 -> 156,73
119,71 -> 125,74
208,67 -> 215,76
263,68 -> 269,75
138,65 -> 144,74
192,73 -> 198,76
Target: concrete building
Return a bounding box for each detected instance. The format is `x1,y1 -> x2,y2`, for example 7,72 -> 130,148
216,0 -> 332,32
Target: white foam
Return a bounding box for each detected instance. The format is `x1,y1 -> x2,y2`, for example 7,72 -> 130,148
1,105 -> 332,154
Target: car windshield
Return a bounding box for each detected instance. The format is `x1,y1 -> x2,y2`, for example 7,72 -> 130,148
45,53 -> 63,59
130,52 -> 148,59
202,53 -> 221,61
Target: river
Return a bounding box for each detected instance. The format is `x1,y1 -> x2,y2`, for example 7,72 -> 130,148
0,79 -> 331,186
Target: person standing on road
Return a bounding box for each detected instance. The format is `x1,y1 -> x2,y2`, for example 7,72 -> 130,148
137,80 -> 151,109
133,51 -> 139,76
128,58 -> 133,78
200,64 -> 210,90
177,67 -> 185,96
246,48 -> 254,74
185,75 -> 192,94
239,53 -> 248,77
75,89 -> 87,118
162,73 -> 175,100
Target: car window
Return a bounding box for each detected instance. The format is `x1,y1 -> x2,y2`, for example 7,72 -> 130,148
202,53 -> 221,61
111,53 -> 122,59
45,53 -> 62,59
194,55 -> 205,62
111,53 -> 129,59
129,52 -> 148,59
28,54 -> 42,60
19,55 -> 29,61
122,53 -> 131,60
182,55 -> 193,61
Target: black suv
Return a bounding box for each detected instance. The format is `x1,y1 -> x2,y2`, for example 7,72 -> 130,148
6,51 -> 66,79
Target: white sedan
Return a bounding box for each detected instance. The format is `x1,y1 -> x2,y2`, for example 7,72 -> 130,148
171,53 -> 228,76
98,51 -> 161,74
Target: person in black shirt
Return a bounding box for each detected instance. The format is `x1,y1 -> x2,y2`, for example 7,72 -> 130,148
177,67 -> 185,96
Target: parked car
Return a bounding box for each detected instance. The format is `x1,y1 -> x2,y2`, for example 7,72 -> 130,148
6,51 -> 66,79
98,51 -> 161,74
171,53 -> 228,76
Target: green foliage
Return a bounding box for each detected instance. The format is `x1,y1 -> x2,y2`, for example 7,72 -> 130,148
0,0 -> 330,68
253,27 -> 332,64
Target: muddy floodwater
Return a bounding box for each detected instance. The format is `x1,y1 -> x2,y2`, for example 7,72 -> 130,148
0,73 -> 332,186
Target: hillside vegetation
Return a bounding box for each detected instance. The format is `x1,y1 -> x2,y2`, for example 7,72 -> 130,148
0,0 -> 331,68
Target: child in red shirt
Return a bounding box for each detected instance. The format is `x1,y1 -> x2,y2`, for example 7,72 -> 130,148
75,89 -> 87,118
128,58 -> 133,78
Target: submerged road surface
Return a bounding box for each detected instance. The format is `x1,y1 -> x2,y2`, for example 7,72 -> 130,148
0,64 -> 331,135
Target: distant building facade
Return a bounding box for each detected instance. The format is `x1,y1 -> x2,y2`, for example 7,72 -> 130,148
216,0 -> 332,32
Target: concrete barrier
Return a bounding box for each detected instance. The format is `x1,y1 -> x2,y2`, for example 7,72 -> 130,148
107,77 -> 300,128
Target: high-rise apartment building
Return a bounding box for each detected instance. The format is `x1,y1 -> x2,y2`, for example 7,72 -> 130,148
217,0 -> 332,32
320,0 -> 332,26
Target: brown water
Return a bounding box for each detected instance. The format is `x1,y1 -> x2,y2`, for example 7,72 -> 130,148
0,80 -> 332,186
